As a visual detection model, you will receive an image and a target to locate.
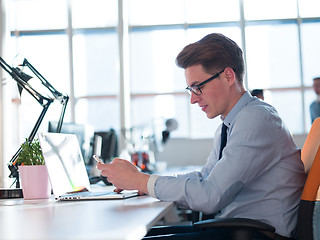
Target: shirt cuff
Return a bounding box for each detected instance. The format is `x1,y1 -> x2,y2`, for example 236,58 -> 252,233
147,174 -> 160,199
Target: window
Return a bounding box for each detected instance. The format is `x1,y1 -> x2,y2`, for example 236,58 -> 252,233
246,23 -> 301,89
5,0 -> 320,157
243,0 -> 298,20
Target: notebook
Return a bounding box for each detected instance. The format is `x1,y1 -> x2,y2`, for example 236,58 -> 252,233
37,132 -> 138,201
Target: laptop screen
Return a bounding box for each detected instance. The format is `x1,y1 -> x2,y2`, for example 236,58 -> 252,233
38,132 -> 91,197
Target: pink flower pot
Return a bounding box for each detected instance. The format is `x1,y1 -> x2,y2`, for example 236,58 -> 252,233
18,165 -> 51,199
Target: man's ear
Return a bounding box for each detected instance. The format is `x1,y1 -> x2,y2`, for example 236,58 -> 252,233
224,67 -> 236,86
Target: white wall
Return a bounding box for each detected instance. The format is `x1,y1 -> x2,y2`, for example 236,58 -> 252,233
157,138 -> 213,167
157,134 -> 307,168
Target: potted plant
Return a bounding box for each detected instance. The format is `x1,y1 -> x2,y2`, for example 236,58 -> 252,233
16,138 -> 51,199
16,138 -> 45,166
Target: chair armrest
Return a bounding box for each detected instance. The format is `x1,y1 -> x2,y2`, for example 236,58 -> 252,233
193,217 -> 275,233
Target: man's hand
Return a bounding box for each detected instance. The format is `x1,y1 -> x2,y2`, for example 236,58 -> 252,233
96,158 -> 150,194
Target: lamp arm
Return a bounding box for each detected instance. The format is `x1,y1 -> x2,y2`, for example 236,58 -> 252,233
29,100 -> 54,142
21,58 -> 67,104
20,58 -> 69,133
15,76 -> 53,106
1,56 -> 69,131
1,57 -> 52,106
56,95 -> 69,133
9,100 -> 53,164
1,56 -> 69,188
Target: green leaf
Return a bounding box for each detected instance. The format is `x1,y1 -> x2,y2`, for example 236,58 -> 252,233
16,138 -> 45,165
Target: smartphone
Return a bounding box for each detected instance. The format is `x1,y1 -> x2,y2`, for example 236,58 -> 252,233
93,155 -> 104,164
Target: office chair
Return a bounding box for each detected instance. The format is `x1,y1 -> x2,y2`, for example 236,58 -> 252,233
296,117 -> 320,240
194,117 -> 320,240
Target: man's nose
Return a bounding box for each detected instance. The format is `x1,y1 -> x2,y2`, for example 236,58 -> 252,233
190,92 -> 199,104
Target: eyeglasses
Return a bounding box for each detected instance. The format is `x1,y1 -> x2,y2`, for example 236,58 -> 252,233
186,69 -> 225,96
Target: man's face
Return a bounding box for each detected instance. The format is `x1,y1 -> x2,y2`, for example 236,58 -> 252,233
185,64 -> 231,119
313,79 -> 320,96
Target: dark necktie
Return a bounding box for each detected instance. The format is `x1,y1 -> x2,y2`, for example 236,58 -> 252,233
219,123 -> 228,160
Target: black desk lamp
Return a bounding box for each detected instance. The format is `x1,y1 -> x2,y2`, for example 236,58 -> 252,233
0,56 -> 69,188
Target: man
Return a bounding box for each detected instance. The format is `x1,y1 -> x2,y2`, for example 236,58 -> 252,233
251,89 -> 264,100
97,33 -> 306,240
310,77 -> 320,123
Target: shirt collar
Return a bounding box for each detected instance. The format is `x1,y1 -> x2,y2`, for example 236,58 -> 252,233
222,91 -> 252,127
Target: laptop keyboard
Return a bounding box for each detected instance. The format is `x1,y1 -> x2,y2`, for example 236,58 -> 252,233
60,191 -> 113,199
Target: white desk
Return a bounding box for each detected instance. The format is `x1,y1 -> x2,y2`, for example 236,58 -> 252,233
0,194 -> 174,240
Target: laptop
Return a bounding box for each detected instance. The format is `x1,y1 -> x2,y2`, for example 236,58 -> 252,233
38,132 -> 138,201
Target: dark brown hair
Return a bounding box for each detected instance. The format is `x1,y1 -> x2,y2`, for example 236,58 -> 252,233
176,33 -> 245,82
